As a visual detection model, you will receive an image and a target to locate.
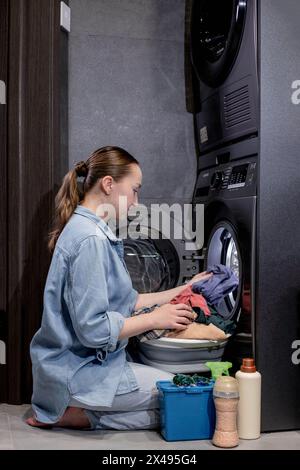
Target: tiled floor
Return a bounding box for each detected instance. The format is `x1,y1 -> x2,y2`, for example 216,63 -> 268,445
1,404 -> 300,450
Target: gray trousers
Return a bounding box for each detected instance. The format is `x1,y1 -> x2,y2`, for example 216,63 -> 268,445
69,362 -> 174,430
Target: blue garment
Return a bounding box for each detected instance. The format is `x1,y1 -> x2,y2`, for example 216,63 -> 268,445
30,205 -> 139,424
191,264 -> 239,308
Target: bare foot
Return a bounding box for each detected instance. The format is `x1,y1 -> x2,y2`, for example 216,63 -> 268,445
26,416 -> 53,428
57,407 -> 91,429
26,407 -> 91,429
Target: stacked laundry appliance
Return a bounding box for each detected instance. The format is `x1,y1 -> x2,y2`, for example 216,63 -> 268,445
187,0 -> 300,432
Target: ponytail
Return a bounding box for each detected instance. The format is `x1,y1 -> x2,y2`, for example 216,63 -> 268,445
48,161 -> 88,252
48,146 -> 139,252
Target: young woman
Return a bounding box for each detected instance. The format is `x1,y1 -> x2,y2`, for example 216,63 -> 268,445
26,146 -> 212,430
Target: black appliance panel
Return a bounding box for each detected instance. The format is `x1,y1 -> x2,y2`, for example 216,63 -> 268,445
188,0 -> 258,154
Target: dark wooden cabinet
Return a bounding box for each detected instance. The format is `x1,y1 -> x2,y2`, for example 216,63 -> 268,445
0,0 -> 68,403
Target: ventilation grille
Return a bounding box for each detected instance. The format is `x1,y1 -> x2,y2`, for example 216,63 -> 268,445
224,85 -> 251,129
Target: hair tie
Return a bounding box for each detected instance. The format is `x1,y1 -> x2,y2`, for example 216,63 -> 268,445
74,161 -> 88,178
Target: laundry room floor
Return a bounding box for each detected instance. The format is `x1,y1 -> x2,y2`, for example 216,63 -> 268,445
0,404 -> 300,450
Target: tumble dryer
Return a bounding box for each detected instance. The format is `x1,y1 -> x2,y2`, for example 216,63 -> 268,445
188,0 -> 258,154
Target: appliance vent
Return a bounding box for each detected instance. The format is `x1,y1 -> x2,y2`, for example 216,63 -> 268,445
224,85 -> 251,129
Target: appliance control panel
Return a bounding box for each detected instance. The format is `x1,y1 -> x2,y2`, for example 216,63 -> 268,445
194,157 -> 257,201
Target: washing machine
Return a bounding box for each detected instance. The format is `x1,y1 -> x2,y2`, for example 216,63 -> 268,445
188,0 -> 258,154
123,203 -> 230,373
193,148 -> 257,365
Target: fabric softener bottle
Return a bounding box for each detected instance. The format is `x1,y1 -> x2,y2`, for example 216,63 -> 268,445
235,358 -> 261,439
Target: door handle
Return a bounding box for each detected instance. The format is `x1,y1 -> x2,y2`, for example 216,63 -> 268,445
0,80 -> 6,104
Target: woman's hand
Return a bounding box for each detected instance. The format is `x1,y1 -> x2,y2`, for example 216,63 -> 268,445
186,270 -> 213,286
148,303 -> 197,331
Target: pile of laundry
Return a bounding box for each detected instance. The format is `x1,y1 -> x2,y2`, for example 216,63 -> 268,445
131,264 -> 238,342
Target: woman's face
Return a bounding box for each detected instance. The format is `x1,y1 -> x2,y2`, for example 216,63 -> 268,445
111,164 -> 142,221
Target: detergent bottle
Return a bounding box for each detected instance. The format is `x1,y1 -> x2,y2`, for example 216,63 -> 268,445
205,361 -> 239,448
235,358 -> 261,439
212,376 -> 239,448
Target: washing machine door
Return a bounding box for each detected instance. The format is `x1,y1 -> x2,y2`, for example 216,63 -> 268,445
205,221 -> 241,320
123,228 -> 180,293
191,0 -> 247,87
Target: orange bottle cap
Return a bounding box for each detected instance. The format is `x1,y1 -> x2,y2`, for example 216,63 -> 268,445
241,358 -> 256,373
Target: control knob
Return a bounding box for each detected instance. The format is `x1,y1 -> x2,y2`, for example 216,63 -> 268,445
210,171 -> 224,189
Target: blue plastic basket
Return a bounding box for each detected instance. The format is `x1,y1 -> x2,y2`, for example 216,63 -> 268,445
156,380 -> 216,441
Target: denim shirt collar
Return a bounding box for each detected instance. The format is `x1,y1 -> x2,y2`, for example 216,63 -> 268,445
74,205 -> 120,242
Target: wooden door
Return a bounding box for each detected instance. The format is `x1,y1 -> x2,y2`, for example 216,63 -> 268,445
0,0 -> 8,402
1,0 -> 68,403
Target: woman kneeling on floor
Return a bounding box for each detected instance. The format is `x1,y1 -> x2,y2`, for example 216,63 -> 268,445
27,146 -> 211,430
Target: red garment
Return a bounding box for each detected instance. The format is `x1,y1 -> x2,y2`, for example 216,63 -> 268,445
170,285 -> 211,317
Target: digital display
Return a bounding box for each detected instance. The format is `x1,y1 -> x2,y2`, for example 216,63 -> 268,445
228,164 -> 248,189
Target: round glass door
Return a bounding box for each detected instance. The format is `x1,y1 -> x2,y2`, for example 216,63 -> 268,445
191,0 -> 247,87
123,229 -> 180,293
205,221 -> 241,319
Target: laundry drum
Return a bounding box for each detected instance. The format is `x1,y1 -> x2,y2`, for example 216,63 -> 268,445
205,221 -> 241,322
191,0 -> 247,87
123,233 -> 180,293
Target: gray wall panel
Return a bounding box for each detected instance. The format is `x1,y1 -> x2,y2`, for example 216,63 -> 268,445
69,0 -> 196,202
257,0 -> 300,430
69,0 -> 183,41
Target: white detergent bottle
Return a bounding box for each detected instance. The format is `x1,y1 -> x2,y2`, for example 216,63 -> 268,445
235,358 -> 261,439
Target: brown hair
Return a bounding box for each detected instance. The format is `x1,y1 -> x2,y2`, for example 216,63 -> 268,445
48,146 -> 139,252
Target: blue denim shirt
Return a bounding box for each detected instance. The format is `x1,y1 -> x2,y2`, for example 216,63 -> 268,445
30,205 -> 139,423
